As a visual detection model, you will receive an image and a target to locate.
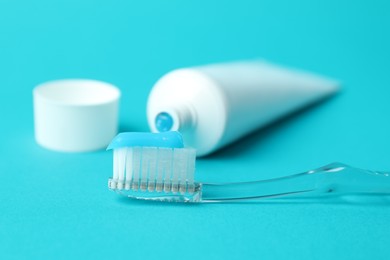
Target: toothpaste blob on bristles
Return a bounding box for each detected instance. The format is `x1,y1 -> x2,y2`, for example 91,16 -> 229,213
107,131 -> 196,194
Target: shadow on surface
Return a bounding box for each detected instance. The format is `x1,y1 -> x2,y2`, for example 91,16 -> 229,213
217,195 -> 390,207
115,194 -> 390,207
115,195 -> 203,207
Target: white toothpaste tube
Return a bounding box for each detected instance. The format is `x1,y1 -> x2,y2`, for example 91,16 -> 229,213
147,60 -> 339,156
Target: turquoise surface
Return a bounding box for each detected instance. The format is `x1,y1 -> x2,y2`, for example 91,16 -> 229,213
1,0 -> 389,259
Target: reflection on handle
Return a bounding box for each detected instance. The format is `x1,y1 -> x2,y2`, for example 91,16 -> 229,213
200,163 -> 390,203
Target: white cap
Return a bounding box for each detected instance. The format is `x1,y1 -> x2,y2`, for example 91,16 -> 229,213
33,79 -> 121,152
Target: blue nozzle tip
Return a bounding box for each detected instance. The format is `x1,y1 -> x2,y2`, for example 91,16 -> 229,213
155,112 -> 174,132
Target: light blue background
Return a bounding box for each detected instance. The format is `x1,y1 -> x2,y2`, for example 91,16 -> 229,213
1,0 -> 389,259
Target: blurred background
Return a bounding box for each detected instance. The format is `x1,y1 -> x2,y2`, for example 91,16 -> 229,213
0,0 -> 389,259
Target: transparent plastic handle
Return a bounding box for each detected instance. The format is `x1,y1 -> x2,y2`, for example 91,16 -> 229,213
200,163 -> 390,202
108,162 -> 390,203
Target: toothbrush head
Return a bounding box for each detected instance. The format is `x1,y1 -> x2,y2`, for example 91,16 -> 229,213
107,132 -> 201,203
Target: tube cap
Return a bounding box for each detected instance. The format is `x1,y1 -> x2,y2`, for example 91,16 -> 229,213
33,79 -> 121,152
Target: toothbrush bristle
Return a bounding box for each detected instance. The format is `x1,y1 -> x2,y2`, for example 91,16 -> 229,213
109,147 -> 196,194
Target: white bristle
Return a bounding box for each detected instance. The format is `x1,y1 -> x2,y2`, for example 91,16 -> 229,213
186,149 -> 196,192
147,148 -> 158,192
179,149 -> 191,193
125,148 -> 133,189
155,148 -> 165,192
140,147 -> 152,190
186,149 -> 196,183
113,149 -> 119,181
132,147 -> 142,190
172,149 -> 186,193
117,148 -> 127,190
111,146 -> 196,193
161,148 -> 173,192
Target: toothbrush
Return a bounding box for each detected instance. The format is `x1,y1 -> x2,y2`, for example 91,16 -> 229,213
107,132 -> 390,203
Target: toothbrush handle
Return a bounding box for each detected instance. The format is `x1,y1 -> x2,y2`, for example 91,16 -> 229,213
200,163 -> 390,202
